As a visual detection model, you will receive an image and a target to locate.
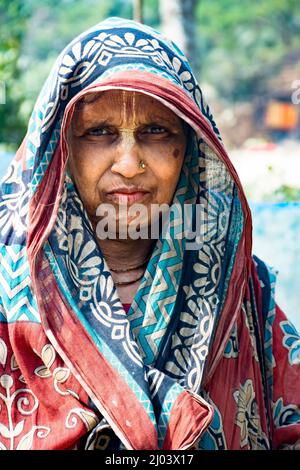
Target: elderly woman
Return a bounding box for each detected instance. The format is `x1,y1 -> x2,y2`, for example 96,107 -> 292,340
0,17 -> 299,451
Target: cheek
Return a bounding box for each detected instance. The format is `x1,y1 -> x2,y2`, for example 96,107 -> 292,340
173,148 -> 180,159
67,144 -> 108,212
69,142 -> 106,186
154,158 -> 184,204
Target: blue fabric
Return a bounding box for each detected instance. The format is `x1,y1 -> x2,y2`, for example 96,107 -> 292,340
0,17 -> 253,449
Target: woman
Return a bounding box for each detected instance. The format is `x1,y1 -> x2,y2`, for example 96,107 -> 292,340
0,17 -> 299,450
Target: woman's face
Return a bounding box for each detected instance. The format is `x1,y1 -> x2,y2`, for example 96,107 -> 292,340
67,89 -> 187,234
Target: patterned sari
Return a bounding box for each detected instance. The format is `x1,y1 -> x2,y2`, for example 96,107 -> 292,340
0,17 -> 299,450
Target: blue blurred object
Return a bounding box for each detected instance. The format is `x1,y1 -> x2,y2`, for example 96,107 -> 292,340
0,150 -> 13,180
0,151 -> 298,330
250,201 -> 300,331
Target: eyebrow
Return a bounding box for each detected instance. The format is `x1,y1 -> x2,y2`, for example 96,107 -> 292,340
73,118 -> 182,133
147,114 -> 181,126
72,119 -> 112,131
76,94 -> 103,108
72,101 -> 183,131
76,98 -> 180,124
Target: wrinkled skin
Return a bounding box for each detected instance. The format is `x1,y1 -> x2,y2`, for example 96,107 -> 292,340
67,89 -> 187,302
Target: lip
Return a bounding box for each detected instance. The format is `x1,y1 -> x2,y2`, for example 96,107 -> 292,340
106,187 -> 151,204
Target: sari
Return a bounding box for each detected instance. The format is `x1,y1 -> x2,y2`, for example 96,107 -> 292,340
0,17 -> 299,450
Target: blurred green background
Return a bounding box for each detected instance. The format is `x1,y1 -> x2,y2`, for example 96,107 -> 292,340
0,0 -> 300,328
1,0 -> 300,149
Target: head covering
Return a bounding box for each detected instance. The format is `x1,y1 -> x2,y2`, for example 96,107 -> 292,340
2,17 -> 298,451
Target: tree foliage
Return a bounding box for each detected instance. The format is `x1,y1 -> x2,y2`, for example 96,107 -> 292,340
197,0 -> 300,100
0,0 -> 31,145
0,0 -> 299,148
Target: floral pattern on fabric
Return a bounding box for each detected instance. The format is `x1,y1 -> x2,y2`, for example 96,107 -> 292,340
0,336 -> 50,450
280,320 -> 300,365
233,379 -> 269,449
0,17 -> 299,450
224,324 -> 239,359
273,398 -> 300,427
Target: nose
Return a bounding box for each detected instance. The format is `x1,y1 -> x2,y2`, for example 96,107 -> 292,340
111,130 -> 144,178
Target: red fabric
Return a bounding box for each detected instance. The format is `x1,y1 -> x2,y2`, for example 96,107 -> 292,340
58,73 -> 253,381
1,323 -> 91,449
272,305 -> 300,449
123,303 -> 131,314
163,391 -> 213,450
28,250 -> 158,450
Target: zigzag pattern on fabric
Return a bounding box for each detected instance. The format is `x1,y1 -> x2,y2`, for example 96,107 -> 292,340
0,245 -> 40,323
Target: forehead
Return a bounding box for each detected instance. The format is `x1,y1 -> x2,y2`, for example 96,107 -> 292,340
73,89 -> 181,125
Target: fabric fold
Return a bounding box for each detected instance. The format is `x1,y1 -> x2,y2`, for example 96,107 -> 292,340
1,17 -> 298,450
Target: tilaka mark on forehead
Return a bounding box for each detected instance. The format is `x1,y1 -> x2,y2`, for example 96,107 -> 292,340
121,90 -> 137,127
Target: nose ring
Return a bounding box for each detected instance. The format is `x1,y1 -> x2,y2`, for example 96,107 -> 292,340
139,160 -> 146,169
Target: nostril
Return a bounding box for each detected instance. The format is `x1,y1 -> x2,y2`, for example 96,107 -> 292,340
111,159 -> 142,177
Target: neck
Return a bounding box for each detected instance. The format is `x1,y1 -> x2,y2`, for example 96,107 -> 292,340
96,236 -> 156,271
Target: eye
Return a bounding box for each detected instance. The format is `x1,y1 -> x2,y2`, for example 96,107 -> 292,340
86,127 -> 114,137
138,124 -> 171,141
142,125 -> 168,134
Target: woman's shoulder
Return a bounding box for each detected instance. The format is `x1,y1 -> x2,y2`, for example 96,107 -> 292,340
251,254 -> 278,331
252,254 -> 278,303
252,254 -> 278,284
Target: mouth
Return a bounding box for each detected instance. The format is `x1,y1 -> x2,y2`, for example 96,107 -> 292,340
105,187 -> 151,205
